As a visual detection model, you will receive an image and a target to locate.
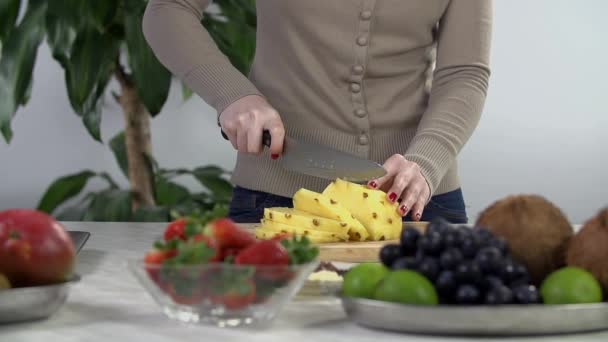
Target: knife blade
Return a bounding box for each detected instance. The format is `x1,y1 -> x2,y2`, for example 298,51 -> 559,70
221,129 -> 386,182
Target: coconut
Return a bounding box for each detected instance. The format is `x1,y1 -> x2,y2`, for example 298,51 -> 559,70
476,194 -> 573,284
566,208 -> 608,289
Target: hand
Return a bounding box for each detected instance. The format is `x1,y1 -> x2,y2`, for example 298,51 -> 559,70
219,95 -> 285,158
367,154 -> 431,221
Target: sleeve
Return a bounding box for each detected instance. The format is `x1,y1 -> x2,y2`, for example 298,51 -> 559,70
142,0 -> 263,119
403,0 -> 493,196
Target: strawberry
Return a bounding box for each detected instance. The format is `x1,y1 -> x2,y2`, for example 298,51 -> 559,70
163,218 -> 188,241
234,240 -> 290,267
205,218 -> 256,250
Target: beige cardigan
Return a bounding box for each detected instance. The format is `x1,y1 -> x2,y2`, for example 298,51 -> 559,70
142,0 -> 492,198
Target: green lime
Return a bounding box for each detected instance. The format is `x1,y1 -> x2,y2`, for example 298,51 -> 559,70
540,267 -> 603,304
342,263 -> 389,298
373,270 -> 438,305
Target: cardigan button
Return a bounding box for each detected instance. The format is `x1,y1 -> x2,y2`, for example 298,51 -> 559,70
350,83 -> 361,93
352,65 -> 364,75
358,134 -> 369,145
356,35 -> 368,46
360,10 -> 372,20
354,108 -> 367,118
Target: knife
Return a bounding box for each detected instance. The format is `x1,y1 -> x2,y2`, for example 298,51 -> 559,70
221,129 -> 386,182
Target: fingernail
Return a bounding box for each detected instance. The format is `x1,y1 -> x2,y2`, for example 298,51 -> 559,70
415,213 -> 421,220
388,192 -> 397,202
368,181 -> 377,189
399,205 -> 407,215
271,154 -> 279,160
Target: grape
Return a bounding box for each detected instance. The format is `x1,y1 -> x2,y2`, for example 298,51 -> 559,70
425,217 -> 451,236
472,228 -> 495,243
400,227 -> 420,255
488,237 -> 509,255
475,246 -> 503,274
455,284 -> 481,304
439,248 -> 464,270
455,260 -> 483,285
482,275 -> 504,291
379,244 -> 402,268
391,257 -> 419,271
443,231 -> 460,249
460,237 -> 479,259
485,285 -> 514,305
512,285 -> 541,304
419,233 -> 443,256
418,257 -> 440,282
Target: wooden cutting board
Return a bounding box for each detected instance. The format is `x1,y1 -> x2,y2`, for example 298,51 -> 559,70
239,221 -> 428,263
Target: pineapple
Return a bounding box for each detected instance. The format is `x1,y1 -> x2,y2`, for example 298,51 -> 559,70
292,188 -> 369,241
263,207 -> 350,239
322,179 -> 402,240
255,219 -> 344,243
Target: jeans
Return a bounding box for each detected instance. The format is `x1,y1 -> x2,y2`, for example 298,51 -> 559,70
228,186 -> 469,224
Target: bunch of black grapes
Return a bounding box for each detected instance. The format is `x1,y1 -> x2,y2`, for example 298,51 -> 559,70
380,218 -> 542,305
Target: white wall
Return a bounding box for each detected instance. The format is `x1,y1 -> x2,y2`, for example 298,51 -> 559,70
1,0 -> 607,224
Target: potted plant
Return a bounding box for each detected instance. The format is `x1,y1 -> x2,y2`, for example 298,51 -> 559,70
0,0 -> 256,221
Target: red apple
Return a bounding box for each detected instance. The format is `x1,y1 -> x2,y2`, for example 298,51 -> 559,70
0,209 -> 76,287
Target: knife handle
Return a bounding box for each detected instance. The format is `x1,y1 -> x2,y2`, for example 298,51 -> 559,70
221,129 -> 272,148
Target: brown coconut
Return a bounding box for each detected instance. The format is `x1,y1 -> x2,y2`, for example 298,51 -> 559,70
566,208 -> 608,289
476,194 -> 573,284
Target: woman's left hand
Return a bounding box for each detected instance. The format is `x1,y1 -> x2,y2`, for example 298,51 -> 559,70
367,154 -> 431,221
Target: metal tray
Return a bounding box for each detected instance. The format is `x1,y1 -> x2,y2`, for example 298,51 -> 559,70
0,275 -> 80,324
341,296 -> 608,336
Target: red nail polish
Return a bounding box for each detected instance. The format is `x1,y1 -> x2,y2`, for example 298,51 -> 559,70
271,154 -> 279,160
388,192 -> 397,202
399,205 -> 407,214
368,181 -> 377,189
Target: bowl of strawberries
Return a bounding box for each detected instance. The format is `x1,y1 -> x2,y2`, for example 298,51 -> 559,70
128,214 -> 319,328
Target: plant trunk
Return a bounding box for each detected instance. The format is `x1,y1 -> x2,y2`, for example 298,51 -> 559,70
115,65 -> 155,211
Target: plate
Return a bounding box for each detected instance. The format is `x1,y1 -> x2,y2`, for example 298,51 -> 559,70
68,230 -> 91,253
0,274 -> 81,324
341,296 -> 608,336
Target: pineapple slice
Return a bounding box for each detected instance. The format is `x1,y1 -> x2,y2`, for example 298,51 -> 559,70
322,179 -> 402,241
292,188 -> 369,241
263,207 -> 350,239
255,219 -> 344,243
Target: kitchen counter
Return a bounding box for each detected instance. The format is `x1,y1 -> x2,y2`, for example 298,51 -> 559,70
1,222 -> 605,342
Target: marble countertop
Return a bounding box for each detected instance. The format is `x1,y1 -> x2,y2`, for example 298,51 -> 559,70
1,222 -> 605,342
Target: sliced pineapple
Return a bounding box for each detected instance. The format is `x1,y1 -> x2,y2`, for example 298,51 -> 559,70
322,179 -> 402,241
255,219 -> 344,243
263,207 -> 350,239
292,188 -> 369,241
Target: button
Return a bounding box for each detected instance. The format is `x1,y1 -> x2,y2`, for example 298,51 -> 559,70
360,10 -> 372,20
358,134 -> 369,145
354,108 -> 367,118
352,65 -> 364,75
356,35 -> 368,46
350,83 -> 361,93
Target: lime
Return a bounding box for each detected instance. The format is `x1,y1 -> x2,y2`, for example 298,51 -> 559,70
373,270 -> 438,305
540,267 -> 603,304
342,263 -> 389,298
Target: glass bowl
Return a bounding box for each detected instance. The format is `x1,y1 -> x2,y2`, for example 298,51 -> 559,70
128,259 -> 319,328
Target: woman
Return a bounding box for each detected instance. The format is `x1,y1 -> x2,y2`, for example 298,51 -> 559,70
143,0 -> 492,224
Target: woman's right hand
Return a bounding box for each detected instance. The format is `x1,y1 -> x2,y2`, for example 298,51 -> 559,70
219,95 -> 286,159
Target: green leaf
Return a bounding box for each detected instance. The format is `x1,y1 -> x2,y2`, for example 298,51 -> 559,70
64,26 -> 118,142
192,166 -> 233,202
0,0 -> 46,143
109,131 -> 128,178
86,0 -> 118,32
37,170 -> 96,214
132,205 -> 170,222
182,82 -> 193,101
83,189 -> 132,221
45,5 -> 76,68
124,1 -> 171,115
0,0 -> 20,42
55,205 -> 88,221
155,177 -> 190,206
